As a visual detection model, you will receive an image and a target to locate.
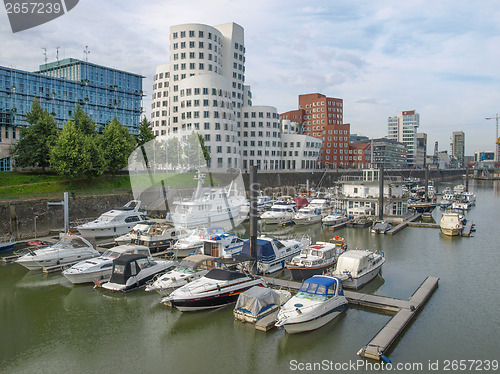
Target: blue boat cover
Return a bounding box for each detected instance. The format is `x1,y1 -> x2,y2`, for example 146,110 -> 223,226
241,239 -> 275,261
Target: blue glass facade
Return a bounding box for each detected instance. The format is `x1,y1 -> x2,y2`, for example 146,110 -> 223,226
0,58 -> 144,134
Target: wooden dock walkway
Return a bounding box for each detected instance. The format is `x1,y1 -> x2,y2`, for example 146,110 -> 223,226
387,213 -> 421,235
261,275 -> 439,361
407,222 -> 440,228
325,220 -> 352,231
462,221 -> 474,237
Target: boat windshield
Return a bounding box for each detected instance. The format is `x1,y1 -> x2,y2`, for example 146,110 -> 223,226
96,214 -> 115,222
173,265 -> 196,274
53,237 -> 88,249
295,282 -> 336,300
102,250 -> 120,258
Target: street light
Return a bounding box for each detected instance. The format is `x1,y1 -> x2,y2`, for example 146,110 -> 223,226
34,215 -> 38,239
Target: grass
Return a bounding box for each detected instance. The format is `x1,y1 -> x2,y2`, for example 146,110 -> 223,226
0,171 -> 132,200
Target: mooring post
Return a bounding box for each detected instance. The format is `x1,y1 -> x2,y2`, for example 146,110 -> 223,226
378,167 -> 384,220
249,165 -> 258,272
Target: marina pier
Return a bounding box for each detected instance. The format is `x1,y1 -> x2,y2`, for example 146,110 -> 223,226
261,275 -> 439,360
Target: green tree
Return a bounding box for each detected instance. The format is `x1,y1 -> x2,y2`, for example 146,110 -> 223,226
12,100 -> 59,170
72,104 -> 97,135
101,117 -> 136,173
136,117 -> 156,147
50,120 -> 105,177
166,137 -> 182,168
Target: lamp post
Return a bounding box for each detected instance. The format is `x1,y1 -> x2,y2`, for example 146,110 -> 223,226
34,215 -> 38,239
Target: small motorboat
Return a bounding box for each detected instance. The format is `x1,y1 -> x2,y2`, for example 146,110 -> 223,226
114,221 -> 155,245
275,275 -> 348,334
371,220 -> 392,234
15,235 -> 99,271
260,197 -> 298,225
236,235 -> 307,274
162,268 -> 266,311
286,241 -> 345,281
76,200 -> 147,238
322,212 -> 348,226
101,254 -> 175,292
331,249 -> 385,289
0,235 -> 17,253
62,244 -> 152,284
200,232 -> 245,258
132,220 -> 190,253
233,286 -> 291,323
440,212 -> 464,236
145,254 -> 214,296
171,226 -> 225,258
292,206 -> 323,225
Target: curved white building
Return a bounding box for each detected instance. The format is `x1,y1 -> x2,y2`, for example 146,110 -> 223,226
151,22 -> 321,171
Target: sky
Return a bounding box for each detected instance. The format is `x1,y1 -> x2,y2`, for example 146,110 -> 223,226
1,0 -> 500,156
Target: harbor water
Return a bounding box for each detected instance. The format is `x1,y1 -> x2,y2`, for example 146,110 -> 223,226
1,179 -> 499,373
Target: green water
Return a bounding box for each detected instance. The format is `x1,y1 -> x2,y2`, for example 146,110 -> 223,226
1,179 -> 499,374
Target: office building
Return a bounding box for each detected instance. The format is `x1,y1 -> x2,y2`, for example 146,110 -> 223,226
451,131 -> 465,167
387,110 -> 419,166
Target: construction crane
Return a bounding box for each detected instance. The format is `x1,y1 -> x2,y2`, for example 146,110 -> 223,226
485,114 -> 500,162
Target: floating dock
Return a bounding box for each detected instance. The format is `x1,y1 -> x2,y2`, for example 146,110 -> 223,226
387,213 -> 421,235
462,221 -> 475,237
261,275 -> 439,360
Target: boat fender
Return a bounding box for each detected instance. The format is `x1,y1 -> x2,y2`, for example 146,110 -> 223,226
380,354 -> 391,364
381,251 -> 384,257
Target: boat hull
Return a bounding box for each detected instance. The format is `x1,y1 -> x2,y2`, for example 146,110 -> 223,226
340,263 -> 383,289
283,305 -> 347,334
293,215 -> 322,225
62,269 -> 111,285
440,227 -> 462,236
288,262 -> 337,281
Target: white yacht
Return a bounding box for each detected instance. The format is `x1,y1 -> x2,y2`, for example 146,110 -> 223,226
276,276 -> 348,334
440,212 -> 464,236
286,241 -> 345,281
145,254 -> 214,296
332,249 -> 385,289
171,226 -> 225,258
307,198 -> 332,215
76,200 -> 147,238
170,172 -> 246,229
292,206 -> 323,225
260,199 -> 298,225
101,254 -> 176,292
322,212 -> 349,226
240,195 -> 273,216
200,232 -> 245,258
371,220 -> 392,234
15,235 -> 100,271
162,268 -> 267,311
62,244 -> 152,284
237,235 -> 308,274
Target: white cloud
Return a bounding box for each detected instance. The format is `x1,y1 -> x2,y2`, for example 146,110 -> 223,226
1,0 -> 499,154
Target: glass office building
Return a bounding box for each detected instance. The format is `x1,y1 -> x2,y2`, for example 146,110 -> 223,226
0,58 -> 144,171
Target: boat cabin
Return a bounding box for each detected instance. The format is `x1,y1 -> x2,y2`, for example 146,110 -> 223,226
109,254 -> 157,285
296,276 -> 344,300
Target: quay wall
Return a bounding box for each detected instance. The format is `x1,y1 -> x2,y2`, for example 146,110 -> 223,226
0,169 -> 466,239
0,193 -> 133,239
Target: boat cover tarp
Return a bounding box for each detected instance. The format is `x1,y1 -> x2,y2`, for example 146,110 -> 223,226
204,268 -> 247,281
240,239 -> 275,261
234,286 -> 279,316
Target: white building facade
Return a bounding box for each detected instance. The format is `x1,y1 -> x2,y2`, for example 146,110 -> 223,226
151,22 -> 320,171
281,134 -> 322,171
387,110 -> 420,167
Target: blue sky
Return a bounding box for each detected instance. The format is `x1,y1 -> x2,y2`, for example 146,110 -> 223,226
1,0 -> 499,155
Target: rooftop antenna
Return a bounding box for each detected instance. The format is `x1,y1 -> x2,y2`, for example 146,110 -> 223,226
42,48 -> 47,64
84,46 -> 90,62
56,47 -> 60,63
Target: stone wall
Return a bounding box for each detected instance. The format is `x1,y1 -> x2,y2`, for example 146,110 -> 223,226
0,193 -> 133,239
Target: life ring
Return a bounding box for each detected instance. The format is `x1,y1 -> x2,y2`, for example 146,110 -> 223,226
334,235 -> 340,240
200,234 -> 204,239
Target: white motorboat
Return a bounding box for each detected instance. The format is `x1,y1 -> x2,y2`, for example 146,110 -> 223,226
260,200 -> 297,225
237,235 -> 308,274
439,191 -> 456,209
62,244 -> 152,284
275,275 -> 348,334
233,286 -> 291,323
440,212 -> 464,236
101,254 -> 176,292
114,222 -> 155,245
240,195 -> 273,216
76,200 -> 147,238
307,198 -> 332,215
170,171 -> 246,229
145,254 -> 214,296
286,241 -> 345,281
132,220 -> 190,253
15,235 -> 99,271
331,249 -> 385,289
171,226 -> 225,258
200,232 -> 245,258
371,220 -> 392,234
322,212 -> 349,226
292,206 -> 323,225
161,268 -> 267,311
